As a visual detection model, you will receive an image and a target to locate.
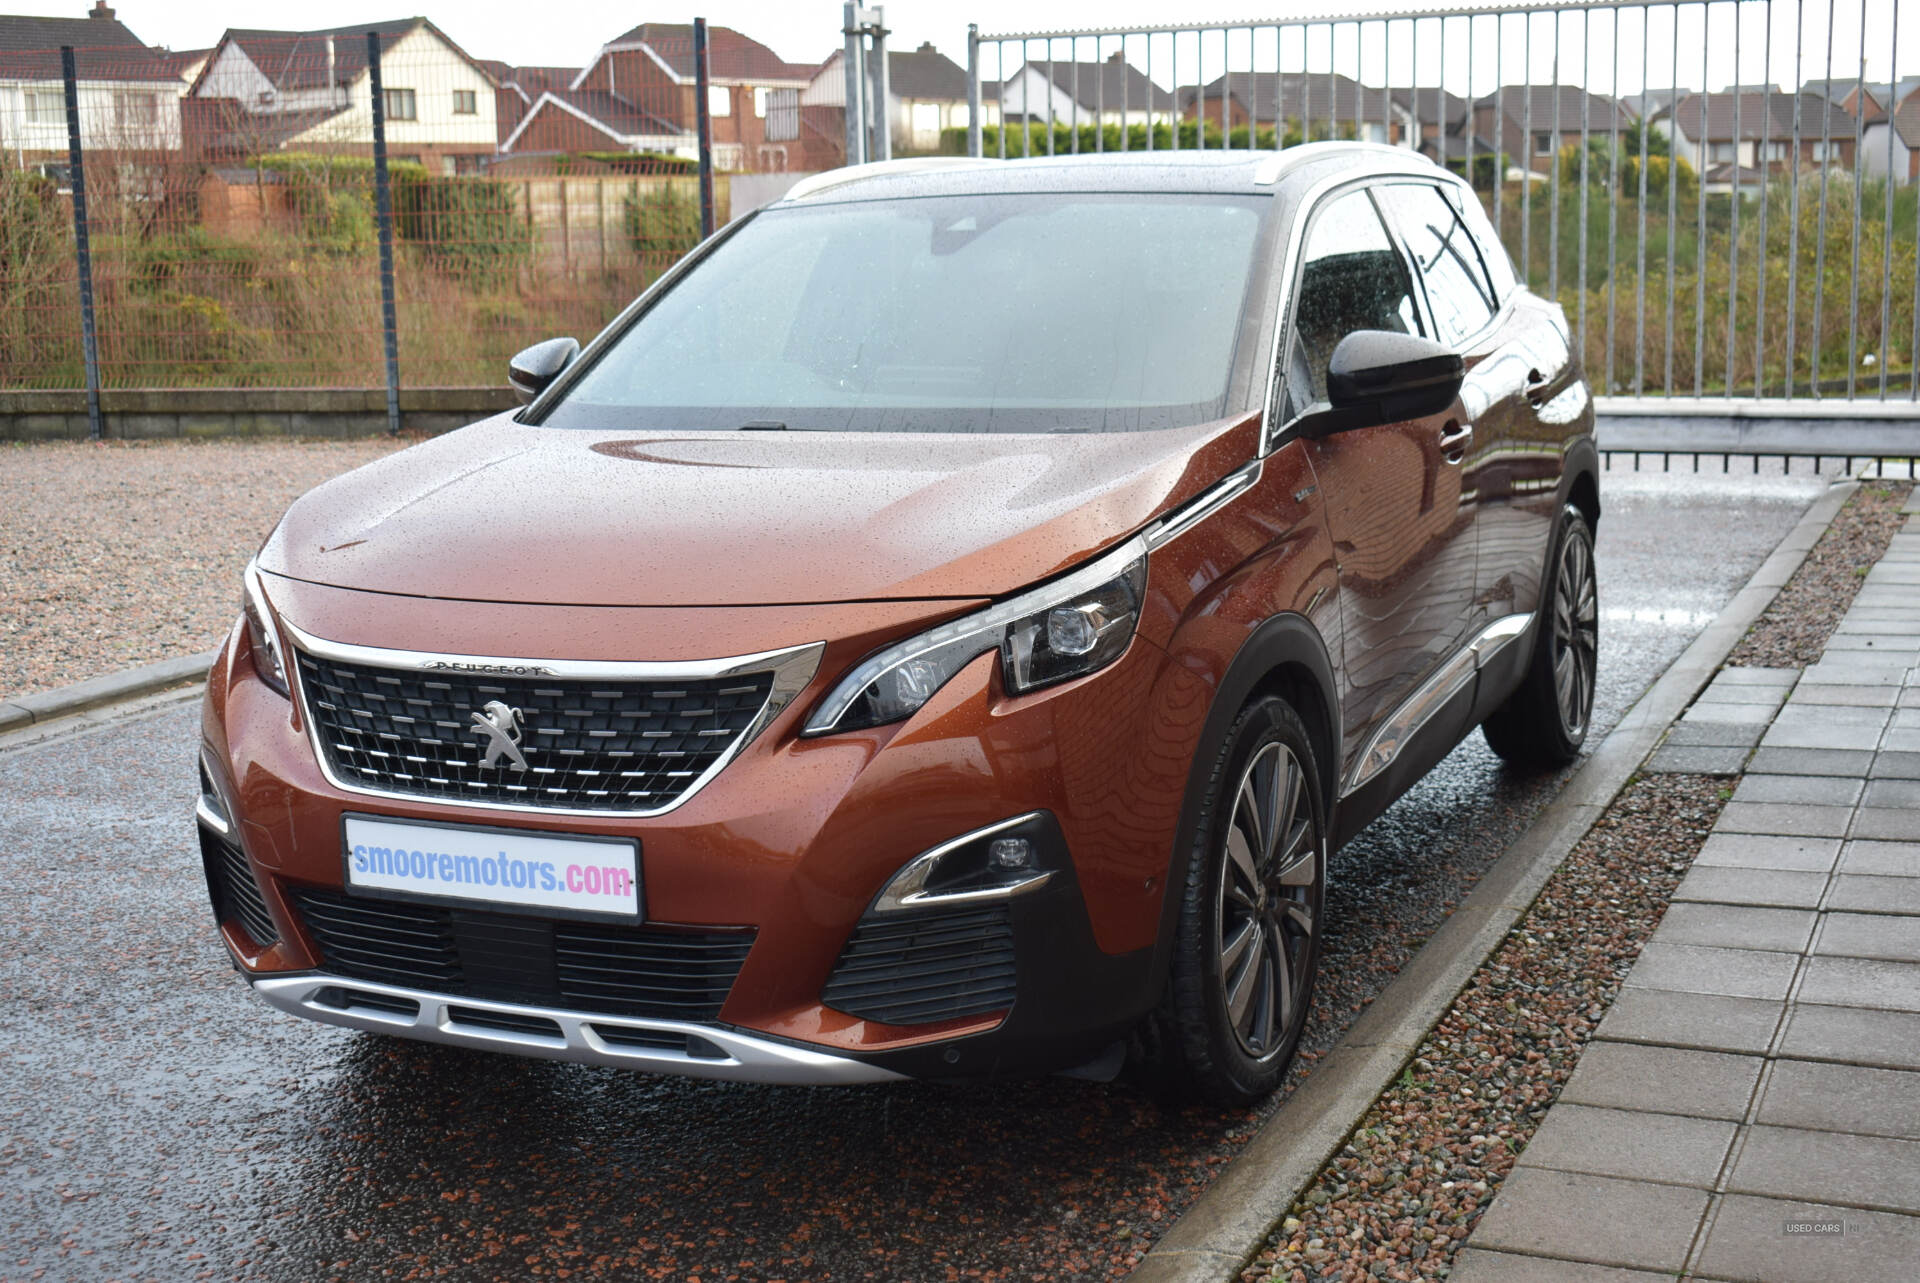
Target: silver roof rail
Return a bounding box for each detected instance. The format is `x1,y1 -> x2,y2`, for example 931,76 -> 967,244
781,156 -> 998,203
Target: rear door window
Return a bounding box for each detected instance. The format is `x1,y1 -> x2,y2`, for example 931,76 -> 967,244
1376,183 -> 1500,347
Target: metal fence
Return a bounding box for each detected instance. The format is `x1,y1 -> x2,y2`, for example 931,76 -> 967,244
968,0 -> 1920,412
0,16 -> 818,422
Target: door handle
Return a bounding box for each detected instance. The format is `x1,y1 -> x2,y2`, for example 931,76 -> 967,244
1526,367 -> 1552,405
1439,419 -> 1473,464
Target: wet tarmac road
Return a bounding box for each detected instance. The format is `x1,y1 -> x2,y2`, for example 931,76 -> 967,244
0,464 -> 1831,1283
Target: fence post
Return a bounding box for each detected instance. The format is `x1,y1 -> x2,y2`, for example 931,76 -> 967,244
366,31 -> 402,436
967,24 -> 982,158
843,3 -> 866,167
694,18 -> 716,239
60,47 -> 102,441
870,6 -> 891,163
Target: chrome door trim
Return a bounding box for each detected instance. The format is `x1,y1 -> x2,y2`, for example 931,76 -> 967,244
1341,611 -> 1534,798
277,616 -> 824,820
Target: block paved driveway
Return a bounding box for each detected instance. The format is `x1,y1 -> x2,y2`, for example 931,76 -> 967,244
0,465 -> 1832,1282
1458,502 -> 1920,1283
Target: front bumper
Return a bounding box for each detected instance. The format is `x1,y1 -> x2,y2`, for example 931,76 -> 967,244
201,579 -> 1195,1082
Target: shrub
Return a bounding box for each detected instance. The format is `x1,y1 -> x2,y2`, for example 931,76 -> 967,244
621,181 -> 702,277
391,173 -> 530,282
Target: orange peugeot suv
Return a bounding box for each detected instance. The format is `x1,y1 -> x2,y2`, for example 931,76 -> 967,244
199,145 -> 1597,1104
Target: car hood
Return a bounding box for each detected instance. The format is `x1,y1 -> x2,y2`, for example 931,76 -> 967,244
258,413 -> 1259,607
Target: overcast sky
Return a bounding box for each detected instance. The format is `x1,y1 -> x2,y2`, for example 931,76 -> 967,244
12,1 -> 1915,99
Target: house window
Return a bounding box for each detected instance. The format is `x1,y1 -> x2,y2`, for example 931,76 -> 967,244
384,87 -> 417,121
114,92 -> 158,126
911,102 -> 941,135
25,87 -> 64,124
1534,132 -> 1553,155
766,88 -> 798,140
753,87 -> 769,118
1710,141 -> 1735,163
707,85 -> 731,117
452,89 -> 476,115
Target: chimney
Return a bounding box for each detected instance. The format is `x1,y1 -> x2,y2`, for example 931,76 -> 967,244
917,42 -> 935,54
89,1 -> 115,18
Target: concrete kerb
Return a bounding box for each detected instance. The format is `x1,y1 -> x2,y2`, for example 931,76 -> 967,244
0,650 -> 216,735
1130,478 -> 1861,1283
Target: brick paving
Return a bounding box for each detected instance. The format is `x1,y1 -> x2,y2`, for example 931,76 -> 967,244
1455,501 -> 1920,1283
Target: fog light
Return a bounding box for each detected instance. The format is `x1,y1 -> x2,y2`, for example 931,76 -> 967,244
989,837 -> 1033,870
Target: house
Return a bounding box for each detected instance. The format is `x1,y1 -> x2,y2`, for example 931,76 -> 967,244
155,47 -> 212,95
1000,52 -> 1174,130
1177,71 -> 1397,143
1622,87 -> 1688,120
1654,89 -> 1860,177
1863,87 -> 1920,184
188,18 -> 499,173
0,6 -> 182,161
501,23 -> 816,171
1471,85 -> 1635,175
1392,86 -> 1471,157
478,61 -> 577,147
801,42 -> 997,163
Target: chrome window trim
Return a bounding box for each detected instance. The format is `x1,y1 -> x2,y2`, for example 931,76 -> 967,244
196,749 -> 234,837
1144,461 -> 1262,550
1341,611 -> 1535,798
278,617 -> 824,820
870,812 -> 1055,914
1258,154 -> 1453,457
252,974 -> 905,1085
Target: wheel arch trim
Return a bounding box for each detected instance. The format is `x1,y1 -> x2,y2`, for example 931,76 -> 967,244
1149,613 -> 1341,975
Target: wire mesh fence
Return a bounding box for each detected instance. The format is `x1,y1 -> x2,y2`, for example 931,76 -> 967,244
970,0 -> 1920,404
0,17 -> 812,398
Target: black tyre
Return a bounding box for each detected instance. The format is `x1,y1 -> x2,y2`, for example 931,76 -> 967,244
1483,503 -> 1598,768
1151,695 -> 1326,1107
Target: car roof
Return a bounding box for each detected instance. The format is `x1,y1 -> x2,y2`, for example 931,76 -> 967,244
777,143 -> 1443,205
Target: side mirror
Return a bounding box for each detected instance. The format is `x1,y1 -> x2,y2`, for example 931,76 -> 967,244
508,336 -> 580,404
1312,331 -> 1464,434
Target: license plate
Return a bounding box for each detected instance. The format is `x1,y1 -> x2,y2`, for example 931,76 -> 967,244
342,814 -> 641,921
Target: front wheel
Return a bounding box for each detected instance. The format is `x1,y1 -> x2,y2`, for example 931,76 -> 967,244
1483,503 -> 1598,767
1150,695 -> 1326,1106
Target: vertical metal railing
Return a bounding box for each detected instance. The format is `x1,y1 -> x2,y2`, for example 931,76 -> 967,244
58,47 -> 102,440
967,0 -> 1920,409
365,33 -> 401,436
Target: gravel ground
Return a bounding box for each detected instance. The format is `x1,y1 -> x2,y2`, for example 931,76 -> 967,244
0,438 -> 412,699
1244,774 -> 1728,1283
1726,478 -> 1914,667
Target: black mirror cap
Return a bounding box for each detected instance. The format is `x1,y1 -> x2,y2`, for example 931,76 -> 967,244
508,336 -> 581,405
1324,330 -> 1465,426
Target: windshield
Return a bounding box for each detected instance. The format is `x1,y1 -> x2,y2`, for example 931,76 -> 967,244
539,192 -> 1271,433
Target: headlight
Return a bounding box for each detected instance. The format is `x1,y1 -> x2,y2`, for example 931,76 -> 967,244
803,541 -> 1147,736
241,560 -> 289,697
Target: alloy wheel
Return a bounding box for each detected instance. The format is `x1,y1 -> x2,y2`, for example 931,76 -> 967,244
1214,740 -> 1319,1061
1552,527 -> 1599,740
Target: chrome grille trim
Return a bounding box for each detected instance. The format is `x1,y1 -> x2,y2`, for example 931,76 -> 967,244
280,618 -> 822,818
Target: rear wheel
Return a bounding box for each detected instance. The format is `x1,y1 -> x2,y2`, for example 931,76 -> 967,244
1150,695 -> 1326,1106
1483,504 -> 1598,768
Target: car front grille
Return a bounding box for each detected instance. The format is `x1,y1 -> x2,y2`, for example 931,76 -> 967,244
287,887 -> 754,1022
821,905 -> 1017,1026
202,826 -> 278,947
293,651 -> 774,813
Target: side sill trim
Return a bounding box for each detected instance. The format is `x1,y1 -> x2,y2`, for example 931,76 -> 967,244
1341,611 -> 1534,798
251,974 -> 906,1085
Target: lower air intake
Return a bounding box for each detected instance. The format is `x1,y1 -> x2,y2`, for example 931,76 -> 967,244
822,905 -> 1017,1026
